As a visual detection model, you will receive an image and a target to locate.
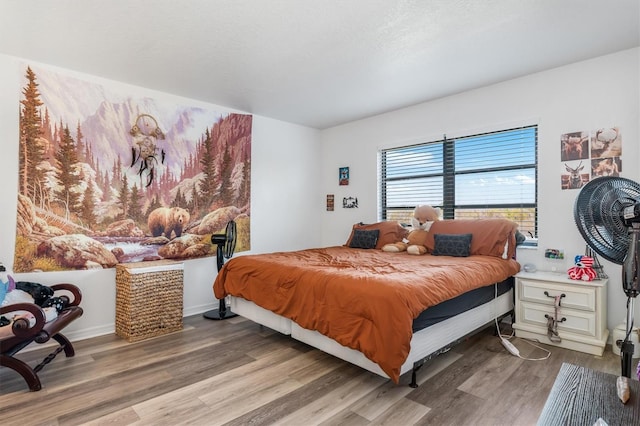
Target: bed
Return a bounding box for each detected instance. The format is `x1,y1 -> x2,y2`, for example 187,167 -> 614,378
213,219 -> 521,385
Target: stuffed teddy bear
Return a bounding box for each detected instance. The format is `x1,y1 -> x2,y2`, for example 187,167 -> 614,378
567,255 -> 597,281
382,205 -> 442,255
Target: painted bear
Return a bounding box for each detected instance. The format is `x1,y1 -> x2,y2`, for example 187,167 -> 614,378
147,207 -> 191,239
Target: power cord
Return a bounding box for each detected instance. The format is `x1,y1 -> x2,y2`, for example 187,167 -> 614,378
495,317 -> 551,360
494,283 -> 551,361
624,296 -> 635,342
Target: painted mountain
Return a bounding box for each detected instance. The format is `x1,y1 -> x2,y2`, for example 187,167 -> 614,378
14,63 -> 251,272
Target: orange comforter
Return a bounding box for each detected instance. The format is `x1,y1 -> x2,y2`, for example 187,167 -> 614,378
213,246 -> 520,382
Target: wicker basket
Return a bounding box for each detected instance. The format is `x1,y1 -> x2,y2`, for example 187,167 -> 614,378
115,260 -> 184,342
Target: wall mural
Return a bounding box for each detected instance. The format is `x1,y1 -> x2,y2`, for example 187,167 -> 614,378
14,64 -> 251,272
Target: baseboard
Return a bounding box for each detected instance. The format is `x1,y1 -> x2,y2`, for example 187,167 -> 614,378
67,323 -> 115,342
19,323 -> 115,353
19,307 -> 214,353
184,303 -> 216,317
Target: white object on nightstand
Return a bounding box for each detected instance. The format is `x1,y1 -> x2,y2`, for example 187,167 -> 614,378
512,271 -> 609,356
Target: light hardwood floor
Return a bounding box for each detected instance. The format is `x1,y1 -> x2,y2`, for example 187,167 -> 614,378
0,313 -> 624,425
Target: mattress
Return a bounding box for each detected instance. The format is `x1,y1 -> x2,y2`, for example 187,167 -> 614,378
412,277 -> 513,332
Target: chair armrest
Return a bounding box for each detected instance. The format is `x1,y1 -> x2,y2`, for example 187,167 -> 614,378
50,283 -> 82,307
0,303 -> 46,340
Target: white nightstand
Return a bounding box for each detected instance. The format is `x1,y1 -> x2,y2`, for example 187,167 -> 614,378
512,271 -> 608,356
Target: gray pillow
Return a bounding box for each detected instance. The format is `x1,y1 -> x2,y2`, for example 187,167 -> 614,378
432,233 -> 472,257
349,229 -> 380,249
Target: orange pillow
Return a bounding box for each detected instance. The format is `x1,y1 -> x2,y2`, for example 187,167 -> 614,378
424,219 -> 518,258
345,221 -> 409,250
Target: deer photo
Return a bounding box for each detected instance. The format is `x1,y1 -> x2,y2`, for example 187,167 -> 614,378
565,161 -> 585,189
592,157 -> 620,177
561,133 -> 588,161
591,128 -> 620,158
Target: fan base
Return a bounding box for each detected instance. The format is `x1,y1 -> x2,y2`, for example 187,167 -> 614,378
202,309 -> 239,320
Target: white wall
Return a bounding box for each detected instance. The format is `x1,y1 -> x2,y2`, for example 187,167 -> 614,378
319,48 -> 640,332
0,54 -> 321,341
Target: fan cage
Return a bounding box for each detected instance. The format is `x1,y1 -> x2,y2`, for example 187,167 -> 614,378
223,220 -> 237,258
574,177 -> 640,265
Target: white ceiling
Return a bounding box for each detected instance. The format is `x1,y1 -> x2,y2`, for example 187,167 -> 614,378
1,0 -> 638,129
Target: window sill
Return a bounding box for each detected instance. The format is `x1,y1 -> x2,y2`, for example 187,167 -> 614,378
518,239 -> 538,249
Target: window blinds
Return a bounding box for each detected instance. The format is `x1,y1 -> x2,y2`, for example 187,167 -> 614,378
380,126 -> 537,238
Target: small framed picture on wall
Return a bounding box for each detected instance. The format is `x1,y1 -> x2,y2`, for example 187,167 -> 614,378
326,194 -> 335,211
339,167 -> 349,185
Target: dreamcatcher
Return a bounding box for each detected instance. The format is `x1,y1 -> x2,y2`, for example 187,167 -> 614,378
129,113 -> 166,187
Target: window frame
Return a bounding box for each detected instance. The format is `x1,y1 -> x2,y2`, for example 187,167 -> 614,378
379,125 -> 538,244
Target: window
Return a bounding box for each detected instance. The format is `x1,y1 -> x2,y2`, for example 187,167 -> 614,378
380,125 -> 537,241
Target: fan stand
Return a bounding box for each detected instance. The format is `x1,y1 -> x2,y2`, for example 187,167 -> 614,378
202,299 -> 237,320
585,245 -> 608,280
203,223 -> 239,321
620,298 -> 635,378
620,224 -> 640,378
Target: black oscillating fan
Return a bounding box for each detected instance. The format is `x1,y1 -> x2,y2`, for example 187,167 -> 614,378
203,220 -> 238,320
574,176 -> 640,378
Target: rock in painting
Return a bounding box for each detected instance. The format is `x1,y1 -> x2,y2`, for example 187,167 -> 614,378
104,219 -> 145,237
37,234 -> 118,269
193,206 -> 241,235
157,234 -> 209,259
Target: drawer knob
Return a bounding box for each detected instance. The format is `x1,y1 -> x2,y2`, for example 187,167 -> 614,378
545,314 -> 567,323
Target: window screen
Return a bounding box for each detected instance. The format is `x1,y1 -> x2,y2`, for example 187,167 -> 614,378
380,126 -> 537,240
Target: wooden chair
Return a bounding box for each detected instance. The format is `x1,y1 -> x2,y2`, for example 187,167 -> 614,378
0,283 -> 83,391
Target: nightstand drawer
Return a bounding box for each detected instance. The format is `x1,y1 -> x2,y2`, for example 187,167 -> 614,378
518,301 -> 597,337
518,279 -> 596,312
